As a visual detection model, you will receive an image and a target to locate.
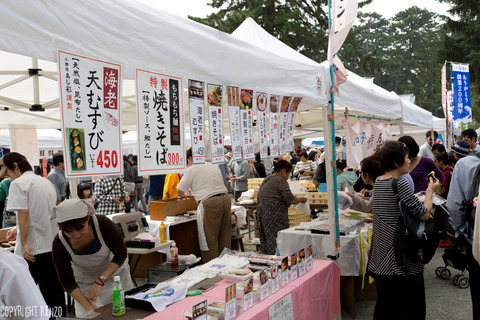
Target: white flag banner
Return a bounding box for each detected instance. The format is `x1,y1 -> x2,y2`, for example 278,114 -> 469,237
58,51 -> 123,178
327,0 -> 358,61
136,69 -> 186,175
287,97 -> 302,152
256,92 -> 269,159
188,80 -> 206,164
269,95 -> 280,157
346,120 -> 390,168
228,86 -> 242,160
279,96 -> 292,156
207,84 -> 225,164
240,89 -> 255,160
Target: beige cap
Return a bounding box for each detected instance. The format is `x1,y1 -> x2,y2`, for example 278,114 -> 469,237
50,199 -> 95,223
225,152 -> 233,159
0,152 -> 26,178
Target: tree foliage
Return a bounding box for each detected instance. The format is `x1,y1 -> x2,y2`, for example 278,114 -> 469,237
437,0 -> 480,122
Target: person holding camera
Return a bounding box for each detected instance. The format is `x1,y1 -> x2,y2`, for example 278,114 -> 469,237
93,176 -> 130,215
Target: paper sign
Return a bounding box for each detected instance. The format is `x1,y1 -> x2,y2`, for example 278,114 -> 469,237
298,248 -> 306,277
279,96 -> 292,156
451,63 -> 472,122
268,293 -> 293,320
243,275 -> 254,312
58,51 -> 123,177
8,125 -> 38,168
240,89 -> 255,160
269,95 -> 280,157
281,256 -> 289,287
207,84 -> 225,164
188,79 -> 206,164
287,97 -> 301,152
192,300 -> 207,320
290,252 -> 298,281
225,283 -> 237,320
271,263 -> 280,294
136,69 -> 186,175
260,268 -> 269,301
227,86 -> 242,160
306,244 -> 313,271
256,92 -> 269,159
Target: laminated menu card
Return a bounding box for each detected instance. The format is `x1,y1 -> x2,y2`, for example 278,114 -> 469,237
298,248 -> 306,277
281,257 -> 289,287
271,263 -> 280,294
290,253 -> 298,281
306,244 -> 313,271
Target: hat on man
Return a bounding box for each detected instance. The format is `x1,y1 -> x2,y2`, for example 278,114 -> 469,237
225,152 -> 233,159
0,152 -> 26,178
50,199 -> 95,223
451,140 -> 470,157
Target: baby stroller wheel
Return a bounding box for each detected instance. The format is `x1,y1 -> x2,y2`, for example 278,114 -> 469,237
435,267 -> 444,278
458,276 -> 469,289
453,274 -> 461,286
440,268 -> 451,280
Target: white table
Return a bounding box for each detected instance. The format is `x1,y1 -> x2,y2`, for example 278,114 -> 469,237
277,221 -> 371,276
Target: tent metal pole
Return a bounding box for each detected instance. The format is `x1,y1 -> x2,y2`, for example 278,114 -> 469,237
399,100 -> 405,135
32,58 -> 40,105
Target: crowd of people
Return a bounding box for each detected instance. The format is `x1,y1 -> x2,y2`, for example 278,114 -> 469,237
1,127 -> 480,319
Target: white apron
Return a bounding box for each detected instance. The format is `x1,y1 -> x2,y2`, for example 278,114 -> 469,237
196,202 -> 209,251
59,215 -> 133,317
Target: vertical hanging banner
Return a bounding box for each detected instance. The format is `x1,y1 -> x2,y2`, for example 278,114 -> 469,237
240,89 -> 255,160
58,51 -> 122,178
269,95 -> 280,157
9,125 -> 39,168
279,96 -> 292,156
287,97 -> 302,152
207,84 -> 225,163
451,63 -> 472,123
228,86 -> 242,160
188,80 -> 206,164
136,69 -> 185,175
345,120 -> 390,168
256,92 -> 269,159
441,64 -> 447,118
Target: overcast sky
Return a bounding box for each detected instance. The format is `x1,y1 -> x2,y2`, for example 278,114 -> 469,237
156,0 -> 452,19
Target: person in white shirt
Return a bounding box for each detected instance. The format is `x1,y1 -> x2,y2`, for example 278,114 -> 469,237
0,249 -> 49,320
418,130 -> 438,161
1,152 -> 65,317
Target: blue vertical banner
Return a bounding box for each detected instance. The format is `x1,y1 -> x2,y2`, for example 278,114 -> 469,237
451,63 -> 472,122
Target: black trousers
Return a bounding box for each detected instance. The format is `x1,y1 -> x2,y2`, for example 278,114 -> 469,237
467,245 -> 480,320
27,252 -> 66,318
373,272 -> 425,320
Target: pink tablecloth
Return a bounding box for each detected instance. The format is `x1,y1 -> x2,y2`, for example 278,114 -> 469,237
142,259 -> 340,320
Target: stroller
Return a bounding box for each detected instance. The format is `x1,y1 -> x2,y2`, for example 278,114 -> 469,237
434,204 -> 470,289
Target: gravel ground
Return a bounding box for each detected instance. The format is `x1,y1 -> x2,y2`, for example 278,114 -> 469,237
340,247 -> 472,320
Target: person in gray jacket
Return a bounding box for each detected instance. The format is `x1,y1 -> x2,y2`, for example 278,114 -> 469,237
230,158 -> 251,202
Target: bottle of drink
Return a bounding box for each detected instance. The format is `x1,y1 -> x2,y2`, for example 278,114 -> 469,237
159,221 -> 167,243
170,242 -> 179,267
112,275 -> 125,316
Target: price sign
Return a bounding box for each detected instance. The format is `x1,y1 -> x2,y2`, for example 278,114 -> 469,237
58,51 -> 123,177
228,86 -> 242,160
298,248 -> 306,277
268,293 -> 293,320
189,79 -> 206,164
260,268 -> 269,301
271,263 -> 280,294
281,256 -> 289,287
269,95 -> 280,157
225,283 -> 237,320
240,89 -> 255,160
256,92 -> 269,159
290,252 -> 298,281
243,275 -> 254,312
306,244 -> 313,271
207,84 -> 225,164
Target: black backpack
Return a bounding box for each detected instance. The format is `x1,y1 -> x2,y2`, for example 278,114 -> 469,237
463,153 -> 480,229
392,179 -> 439,271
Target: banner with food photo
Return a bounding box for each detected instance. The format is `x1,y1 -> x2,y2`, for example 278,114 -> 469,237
188,79 -> 206,164
287,97 -> 302,152
279,96 -> 292,156
136,69 -> 186,175
269,94 -> 280,157
256,92 -> 269,159
58,50 -> 123,177
207,84 -> 225,164
240,89 -> 255,160
227,86 -> 242,161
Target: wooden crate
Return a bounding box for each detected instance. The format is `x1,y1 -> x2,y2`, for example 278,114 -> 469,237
298,180 -> 317,192
150,196 -> 198,221
288,207 -> 311,227
248,178 -> 264,189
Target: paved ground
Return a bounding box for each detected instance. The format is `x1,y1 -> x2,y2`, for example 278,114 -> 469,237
340,247 -> 472,320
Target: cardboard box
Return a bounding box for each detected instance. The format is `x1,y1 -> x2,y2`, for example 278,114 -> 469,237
150,197 -> 198,221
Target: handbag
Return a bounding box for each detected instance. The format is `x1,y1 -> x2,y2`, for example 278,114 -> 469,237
94,178 -> 119,209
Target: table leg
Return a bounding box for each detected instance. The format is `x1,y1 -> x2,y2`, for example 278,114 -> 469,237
129,254 -> 143,287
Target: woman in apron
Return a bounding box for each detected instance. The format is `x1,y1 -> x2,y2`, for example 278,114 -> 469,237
51,199 -> 133,316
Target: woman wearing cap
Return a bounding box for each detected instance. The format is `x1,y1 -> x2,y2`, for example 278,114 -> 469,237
51,199 -> 133,316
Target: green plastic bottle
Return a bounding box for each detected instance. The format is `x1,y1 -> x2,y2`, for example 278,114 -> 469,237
112,276 -> 125,316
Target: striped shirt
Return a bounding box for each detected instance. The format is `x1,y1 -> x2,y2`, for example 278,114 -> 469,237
293,160 -> 314,180
367,177 -> 426,276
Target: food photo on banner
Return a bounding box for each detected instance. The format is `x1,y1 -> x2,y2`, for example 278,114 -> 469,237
135,69 -> 185,175
269,94 -> 280,157
256,92 -> 269,159
58,50 -> 123,177
207,84 -> 225,164
228,86 -> 243,161
188,79 -> 206,164
240,89 -> 255,160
